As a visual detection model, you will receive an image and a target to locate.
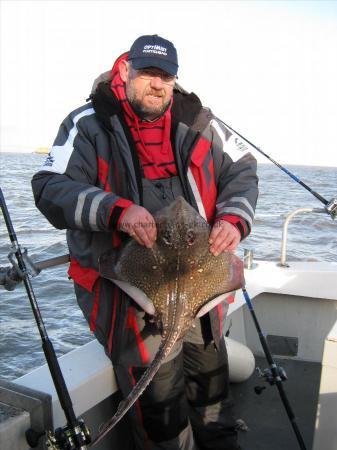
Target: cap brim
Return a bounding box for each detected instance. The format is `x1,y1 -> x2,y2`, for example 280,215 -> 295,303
130,57 -> 178,76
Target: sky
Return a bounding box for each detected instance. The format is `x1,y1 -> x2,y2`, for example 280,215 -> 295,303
1,0 -> 337,167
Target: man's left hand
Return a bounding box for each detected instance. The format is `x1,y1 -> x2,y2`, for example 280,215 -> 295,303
209,220 -> 241,256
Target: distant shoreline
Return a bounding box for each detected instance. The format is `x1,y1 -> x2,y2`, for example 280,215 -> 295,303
1,152 -> 336,169
34,147 -> 49,154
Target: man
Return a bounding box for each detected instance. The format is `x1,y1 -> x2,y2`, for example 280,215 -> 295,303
32,35 -> 258,450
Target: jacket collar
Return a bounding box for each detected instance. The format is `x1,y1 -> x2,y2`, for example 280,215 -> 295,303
91,81 -> 122,130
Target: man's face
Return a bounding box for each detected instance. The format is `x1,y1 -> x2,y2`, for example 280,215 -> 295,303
120,62 -> 175,120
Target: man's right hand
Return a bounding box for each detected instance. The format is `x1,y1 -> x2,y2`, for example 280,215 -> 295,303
118,205 -> 157,248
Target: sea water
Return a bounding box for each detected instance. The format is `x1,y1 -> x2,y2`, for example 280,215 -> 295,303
0,153 -> 336,380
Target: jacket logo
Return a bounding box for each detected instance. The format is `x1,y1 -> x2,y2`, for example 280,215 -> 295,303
234,137 -> 249,152
44,154 -> 54,167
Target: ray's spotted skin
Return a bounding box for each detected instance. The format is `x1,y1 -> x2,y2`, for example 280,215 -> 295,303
93,197 -> 244,446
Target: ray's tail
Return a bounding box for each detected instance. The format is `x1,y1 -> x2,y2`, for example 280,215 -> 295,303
91,335 -> 175,447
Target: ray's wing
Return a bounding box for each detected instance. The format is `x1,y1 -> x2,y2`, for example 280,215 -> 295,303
177,249 -> 244,317
99,241 -> 168,310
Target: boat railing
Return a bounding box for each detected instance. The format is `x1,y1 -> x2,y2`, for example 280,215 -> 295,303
278,207 -> 326,267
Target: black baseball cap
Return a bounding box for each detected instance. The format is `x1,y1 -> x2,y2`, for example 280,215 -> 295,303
128,35 -> 178,76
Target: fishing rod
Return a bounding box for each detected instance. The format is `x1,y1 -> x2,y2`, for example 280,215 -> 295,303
0,188 -> 91,450
219,120 -> 337,220
242,287 -> 307,450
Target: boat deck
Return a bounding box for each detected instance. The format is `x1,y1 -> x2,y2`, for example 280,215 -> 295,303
85,356 -> 321,450
231,356 -> 321,450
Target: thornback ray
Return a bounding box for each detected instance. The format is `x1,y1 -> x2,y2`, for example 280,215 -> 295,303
91,196 -> 244,446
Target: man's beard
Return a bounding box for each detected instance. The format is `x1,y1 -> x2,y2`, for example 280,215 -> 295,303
126,85 -> 171,121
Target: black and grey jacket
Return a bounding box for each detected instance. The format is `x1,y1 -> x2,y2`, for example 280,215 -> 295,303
31,80 -> 258,351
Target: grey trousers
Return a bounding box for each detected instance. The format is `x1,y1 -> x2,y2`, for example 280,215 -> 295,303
114,313 -> 240,450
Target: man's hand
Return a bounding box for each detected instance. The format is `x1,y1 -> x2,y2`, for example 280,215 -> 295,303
118,205 -> 157,248
209,220 -> 241,256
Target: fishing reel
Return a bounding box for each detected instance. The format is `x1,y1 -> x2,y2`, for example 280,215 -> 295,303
46,420 -> 91,450
26,420 -> 91,450
326,197 -> 337,220
254,365 -> 288,395
7,245 -> 41,278
0,245 -> 40,291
